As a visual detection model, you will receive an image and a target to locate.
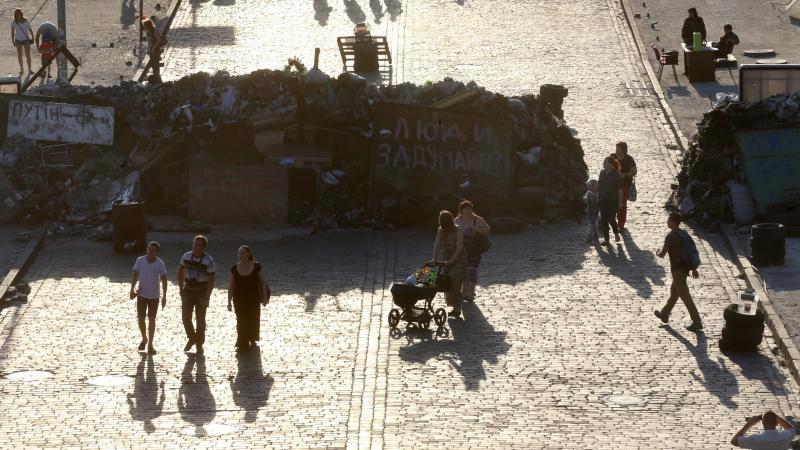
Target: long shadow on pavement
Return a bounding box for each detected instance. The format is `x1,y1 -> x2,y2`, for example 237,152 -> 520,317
179,354 -> 216,437
230,346 -> 273,423
13,226 -> 588,315
127,354 -> 165,433
120,0 -> 137,29
397,303 -> 510,390
313,0 -> 333,26
664,326 -> 739,408
595,232 -> 666,299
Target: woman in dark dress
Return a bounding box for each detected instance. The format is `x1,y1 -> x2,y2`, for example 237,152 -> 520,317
227,245 -> 270,351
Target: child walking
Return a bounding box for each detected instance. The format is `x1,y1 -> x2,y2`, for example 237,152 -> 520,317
584,179 -> 600,242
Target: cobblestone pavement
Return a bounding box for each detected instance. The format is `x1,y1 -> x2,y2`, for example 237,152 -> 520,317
2,0 -> 800,449
0,0 -> 169,85
627,0 -> 800,139
0,225 -> 30,281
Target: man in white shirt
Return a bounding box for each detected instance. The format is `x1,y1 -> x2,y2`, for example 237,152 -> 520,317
130,242 -> 168,354
177,235 -> 215,355
731,411 -> 795,449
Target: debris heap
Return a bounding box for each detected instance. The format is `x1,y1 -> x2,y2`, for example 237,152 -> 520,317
671,92 -> 800,227
1,67 -> 589,231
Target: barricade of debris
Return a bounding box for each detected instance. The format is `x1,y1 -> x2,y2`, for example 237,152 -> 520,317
1,64 -> 588,232
670,92 -> 800,229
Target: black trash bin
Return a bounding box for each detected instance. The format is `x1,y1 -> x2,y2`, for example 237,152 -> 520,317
353,39 -> 379,73
751,223 -> 785,266
112,200 -> 146,253
540,84 -> 569,118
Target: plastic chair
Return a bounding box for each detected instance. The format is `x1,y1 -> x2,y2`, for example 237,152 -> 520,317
651,43 -> 678,81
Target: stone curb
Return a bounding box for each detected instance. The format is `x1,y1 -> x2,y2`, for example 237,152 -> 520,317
0,227 -> 46,303
618,0 -> 691,152
134,0 -> 184,82
618,0 -> 800,386
722,225 -> 800,384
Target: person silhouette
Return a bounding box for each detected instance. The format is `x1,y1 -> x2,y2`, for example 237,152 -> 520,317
178,354 -> 216,436
127,354 -> 164,433
230,346 -> 273,422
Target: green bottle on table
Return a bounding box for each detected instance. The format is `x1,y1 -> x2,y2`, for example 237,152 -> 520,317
693,32 -> 702,50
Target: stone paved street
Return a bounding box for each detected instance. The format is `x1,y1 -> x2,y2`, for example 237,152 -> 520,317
0,1 -> 170,85
1,0 -> 800,449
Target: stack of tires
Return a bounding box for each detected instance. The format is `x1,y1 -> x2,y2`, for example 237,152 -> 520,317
112,200 -> 147,253
751,223 -> 786,266
719,304 -> 765,352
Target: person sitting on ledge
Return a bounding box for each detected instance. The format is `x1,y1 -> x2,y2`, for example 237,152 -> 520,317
715,24 -> 740,58
681,7 -> 706,46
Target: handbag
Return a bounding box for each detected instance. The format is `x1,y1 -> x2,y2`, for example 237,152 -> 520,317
628,179 -> 637,202
474,233 -> 491,254
434,266 -> 452,292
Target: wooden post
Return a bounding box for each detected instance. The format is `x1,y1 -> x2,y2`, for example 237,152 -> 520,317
56,0 -> 67,83
139,0 -> 144,43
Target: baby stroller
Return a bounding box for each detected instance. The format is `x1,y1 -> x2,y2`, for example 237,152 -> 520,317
388,261 -> 449,329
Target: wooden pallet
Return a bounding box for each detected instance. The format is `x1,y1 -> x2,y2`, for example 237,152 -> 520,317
336,35 -> 392,72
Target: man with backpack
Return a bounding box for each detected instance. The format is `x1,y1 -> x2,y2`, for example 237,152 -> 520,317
654,213 -> 703,332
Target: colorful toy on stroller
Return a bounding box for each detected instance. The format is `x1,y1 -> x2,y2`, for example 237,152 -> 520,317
388,261 -> 449,329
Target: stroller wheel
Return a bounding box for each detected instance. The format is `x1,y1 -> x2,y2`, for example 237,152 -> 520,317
434,308 -> 447,327
388,309 -> 400,328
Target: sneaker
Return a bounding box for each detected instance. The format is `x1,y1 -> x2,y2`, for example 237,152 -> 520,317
448,309 -> 462,318
147,345 -> 157,355
184,338 -> 194,352
196,344 -> 204,355
138,338 -> 147,351
653,310 -> 668,324
686,323 -> 703,332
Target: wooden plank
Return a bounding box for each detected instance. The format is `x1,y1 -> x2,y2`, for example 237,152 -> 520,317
135,0 -> 184,82
0,227 -> 46,303
429,90 -> 480,110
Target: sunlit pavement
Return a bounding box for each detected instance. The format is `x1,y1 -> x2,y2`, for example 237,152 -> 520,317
0,0 -> 798,448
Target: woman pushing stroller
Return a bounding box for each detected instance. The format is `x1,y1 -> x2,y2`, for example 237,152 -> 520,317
431,210 -> 467,318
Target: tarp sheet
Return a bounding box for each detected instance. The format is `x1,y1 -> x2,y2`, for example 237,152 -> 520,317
734,128 -> 800,213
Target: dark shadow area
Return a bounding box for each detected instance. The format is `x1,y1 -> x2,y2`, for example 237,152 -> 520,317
179,354 -> 216,437
595,234 -> 666,299
726,351 -> 794,399
686,223 -> 742,273
343,0 -> 367,24
693,81 -> 739,105
120,0 -> 137,29
313,0 -> 333,26
213,0 -> 236,5
384,0 -> 402,21
397,303 -> 510,390
16,226 -> 588,315
230,346 -> 273,422
127,354 -> 164,433
664,326 -> 738,408
666,85 -> 691,98
369,0 -> 385,23
169,26 -> 237,47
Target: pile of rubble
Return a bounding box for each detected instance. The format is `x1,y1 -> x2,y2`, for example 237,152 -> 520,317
670,92 -> 800,227
1,65 -> 588,231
